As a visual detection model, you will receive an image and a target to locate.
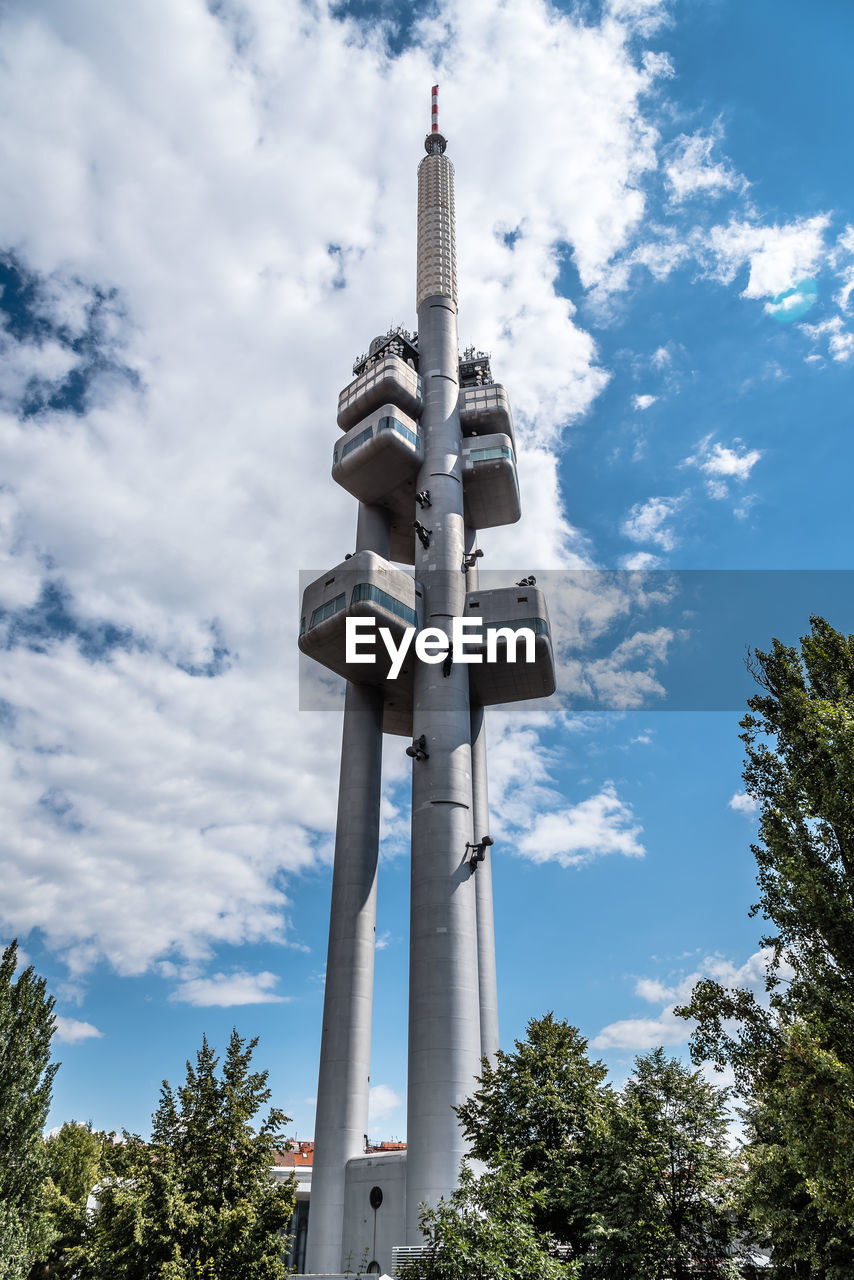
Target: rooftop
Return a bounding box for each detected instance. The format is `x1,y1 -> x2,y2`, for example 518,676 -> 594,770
273,1139 -> 407,1168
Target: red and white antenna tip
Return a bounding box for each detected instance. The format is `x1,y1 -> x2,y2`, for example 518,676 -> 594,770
424,84 -> 446,154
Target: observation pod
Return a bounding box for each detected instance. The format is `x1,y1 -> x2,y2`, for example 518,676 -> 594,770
459,382 -> 515,451
332,405 -> 423,564
298,550 -> 420,736
332,405 -> 422,503
464,584 -> 556,705
337,353 -> 423,432
461,432 -> 521,529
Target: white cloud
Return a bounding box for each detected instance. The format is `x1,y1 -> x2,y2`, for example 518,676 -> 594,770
607,0 -> 672,36
621,495 -> 685,552
640,948 -> 788,1006
516,782 -> 644,869
763,285 -> 816,321
632,393 -> 657,411
485,716 -> 561,837
591,231 -> 693,300
593,947 -> 790,1052
683,436 -> 762,500
561,627 -> 676,710
481,445 -> 594,569
0,643 -> 326,976
0,330 -> 80,411
635,976 -> 677,1004
169,970 -> 290,1007
368,1083 -> 403,1123
831,225 -> 854,310
830,331 -> 854,361
54,1015 -> 103,1044
592,1008 -> 685,1050
620,551 -> 661,570
665,130 -> 746,204
733,495 -> 758,521
519,570 -> 684,710
705,214 -> 830,298
800,315 -> 854,363
563,132 -> 836,332
729,790 -> 759,815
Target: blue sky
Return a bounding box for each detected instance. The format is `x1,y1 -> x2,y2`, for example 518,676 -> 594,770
1,0 -> 853,1141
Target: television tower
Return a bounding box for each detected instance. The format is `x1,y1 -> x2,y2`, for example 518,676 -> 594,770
299,87 -> 555,1274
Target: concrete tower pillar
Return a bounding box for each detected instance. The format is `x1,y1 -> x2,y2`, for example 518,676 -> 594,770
470,703 -> 498,1063
466,548 -> 499,1066
405,132 -> 482,1243
304,504 -> 389,1275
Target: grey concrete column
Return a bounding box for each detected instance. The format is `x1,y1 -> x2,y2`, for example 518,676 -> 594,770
463,538 -> 497,1065
464,541 -> 498,1066
470,702 -> 499,1064
406,150 -> 481,1240
356,502 -> 391,559
305,504 -> 388,1275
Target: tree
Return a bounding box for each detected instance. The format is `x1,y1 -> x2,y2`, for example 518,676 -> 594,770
455,1013 -> 615,1257
409,1018 -> 743,1279
679,617 -> 854,1274
0,940 -> 58,1280
85,1030 -> 295,1280
408,1161 -> 577,1280
29,1122 -> 118,1280
589,1049 -> 745,1280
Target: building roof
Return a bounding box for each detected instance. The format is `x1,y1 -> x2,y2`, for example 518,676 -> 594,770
274,1140 -> 314,1168
273,1138 -> 407,1168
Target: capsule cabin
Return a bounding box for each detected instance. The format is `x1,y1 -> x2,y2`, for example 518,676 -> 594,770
337,354 -> 423,432
333,404 -> 422,502
331,404 -> 422,565
463,584 -> 555,706
461,432 -> 520,529
298,550 -> 420,735
458,383 -> 515,452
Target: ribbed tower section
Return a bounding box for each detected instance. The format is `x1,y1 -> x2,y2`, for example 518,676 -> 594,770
416,148 -> 457,305
298,89 -> 554,1273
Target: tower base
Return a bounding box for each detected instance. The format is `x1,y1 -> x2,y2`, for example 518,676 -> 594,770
296,1150 -> 407,1278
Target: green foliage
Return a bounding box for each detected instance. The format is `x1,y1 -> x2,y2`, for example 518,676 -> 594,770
455,1013 -> 615,1252
0,940 -> 58,1279
433,1017 -> 743,1278
409,1161 -> 578,1280
29,1122 -> 119,1280
679,617 -> 854,1273
589,1049 -> 745,1280
741,617 -> 854,1027
85,1030 -> 295,1280
737,1081 -> 854,1279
